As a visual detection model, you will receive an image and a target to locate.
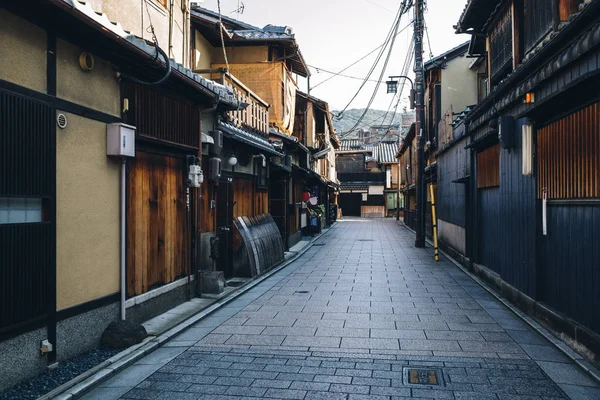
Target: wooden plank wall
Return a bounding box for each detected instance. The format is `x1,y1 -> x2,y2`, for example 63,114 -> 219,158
232,178 -> 269,219
539,204 -> 600,333
361,206 -> 385,218
477,144 -> 500,188
537,102 -> 599,199
127,152 -> 186,297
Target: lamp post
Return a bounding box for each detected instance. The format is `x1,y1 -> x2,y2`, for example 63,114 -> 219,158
385,76 -> 414,223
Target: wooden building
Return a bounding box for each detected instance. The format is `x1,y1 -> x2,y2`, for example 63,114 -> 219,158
438,0 -> 600,361
0,0 -> 240,389
191,7 -> 339,251
337,139 -> 399,218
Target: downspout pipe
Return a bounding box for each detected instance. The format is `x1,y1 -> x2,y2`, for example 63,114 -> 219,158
120,159 -> 127,320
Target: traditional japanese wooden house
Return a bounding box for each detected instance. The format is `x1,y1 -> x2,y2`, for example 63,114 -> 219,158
449,0 -> 600,360
0,0 -> 239,389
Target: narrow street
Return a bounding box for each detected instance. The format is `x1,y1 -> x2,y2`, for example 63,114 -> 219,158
82,219 -> 599,400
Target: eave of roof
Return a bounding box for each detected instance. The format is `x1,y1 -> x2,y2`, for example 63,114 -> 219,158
396,123 -> 416,158
190,8 -> 310,77
424,41 -> 470,70
219,121 -> 283,156
455,0 -> 504,34
465,0 -> 600,128
41,0 -> 240,109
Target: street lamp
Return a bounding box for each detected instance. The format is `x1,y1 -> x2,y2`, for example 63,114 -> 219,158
386,75 -> 415,109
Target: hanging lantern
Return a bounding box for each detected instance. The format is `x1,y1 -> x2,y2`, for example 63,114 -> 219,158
302,191 -> 311,202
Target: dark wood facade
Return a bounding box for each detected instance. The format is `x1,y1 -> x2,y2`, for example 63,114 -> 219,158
443,0 -> 600,358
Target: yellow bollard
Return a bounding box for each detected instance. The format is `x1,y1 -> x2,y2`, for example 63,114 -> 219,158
429,184 -> 439,262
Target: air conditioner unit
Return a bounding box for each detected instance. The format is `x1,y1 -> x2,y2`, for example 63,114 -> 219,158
209,157 -> 221,182
209,130 -> 223,155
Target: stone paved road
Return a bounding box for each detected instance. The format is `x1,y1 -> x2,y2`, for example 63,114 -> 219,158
83,219 -> 600,399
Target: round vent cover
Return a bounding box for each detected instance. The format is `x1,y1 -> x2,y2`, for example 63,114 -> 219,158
79,53 -> 95,71
57,113 -> 68,129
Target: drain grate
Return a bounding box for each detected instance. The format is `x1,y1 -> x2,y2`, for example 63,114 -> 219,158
403,368 -> 444,386
357,239 -> 375,242
295,290 -> 310,294
313,243 -> 326,246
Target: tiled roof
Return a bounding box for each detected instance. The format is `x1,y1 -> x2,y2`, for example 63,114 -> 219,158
465,0 -> 600,126
234,30 -> 291,40
377,142 -> 400,164
341,183 -> 369,191
59,0 -> 239,107
190,7 -> 310,77
339,140 -> 399,164
340,140 -> 364,151
219,122 -> 283,156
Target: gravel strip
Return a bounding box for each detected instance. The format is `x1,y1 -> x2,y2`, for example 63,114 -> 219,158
0,348 -> 120,400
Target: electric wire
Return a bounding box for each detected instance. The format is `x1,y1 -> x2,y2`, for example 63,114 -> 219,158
309,22 -> 413,91
334,0 -> 413,122
120,0 -> 172,85
217,0 -> 230,72
337,1 -> 412,136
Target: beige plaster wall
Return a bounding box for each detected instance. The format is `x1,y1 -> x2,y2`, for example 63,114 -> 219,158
56,113 -> 120,310
56,39 -> 120,117
212,46 -> 269,64
194,30 -> 215,77
0,9 -> 47,93
441,55 -> 478,117
89,0 -> 189,67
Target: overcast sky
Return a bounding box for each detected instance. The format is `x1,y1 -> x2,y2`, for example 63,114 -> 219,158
200,0 -> 469,112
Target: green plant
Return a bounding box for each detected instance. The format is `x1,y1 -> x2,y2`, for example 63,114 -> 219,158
308,204 -> 326,218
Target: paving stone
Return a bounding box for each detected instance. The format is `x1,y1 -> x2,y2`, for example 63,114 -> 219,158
251,378 -> 292,388
224,385 -> 268,397
305,391 -> 349,400
341,338 -> 400,350
85,220 -> 592,400
263,388 -> 308,399
329,383 -> 371,394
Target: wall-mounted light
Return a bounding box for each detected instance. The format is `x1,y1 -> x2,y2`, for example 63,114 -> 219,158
524,92 -> 535,104
522,122 -> 533,176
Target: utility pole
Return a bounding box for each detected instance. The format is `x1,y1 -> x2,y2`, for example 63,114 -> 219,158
413,0 -> 426,248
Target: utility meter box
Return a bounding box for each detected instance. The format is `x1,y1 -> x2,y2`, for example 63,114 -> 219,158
107,123 -> 136,157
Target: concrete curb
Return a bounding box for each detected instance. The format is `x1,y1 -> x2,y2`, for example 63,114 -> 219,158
38,225 -> 336,400
397,221 -> 600,385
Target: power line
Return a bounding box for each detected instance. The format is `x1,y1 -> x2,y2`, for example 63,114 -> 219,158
334,0 -> 413,122
337,1 -> 413,135
309,22 -> 413,91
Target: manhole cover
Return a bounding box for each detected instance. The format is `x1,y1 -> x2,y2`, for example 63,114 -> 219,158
295,291 -> 310,294
403,368 -> 444,386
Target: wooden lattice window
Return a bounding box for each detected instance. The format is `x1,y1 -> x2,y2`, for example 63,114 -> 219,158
477,144 -> 500,189
537,103 -> 600,199
490,7 -> 513,85
524,0 -> 554,53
